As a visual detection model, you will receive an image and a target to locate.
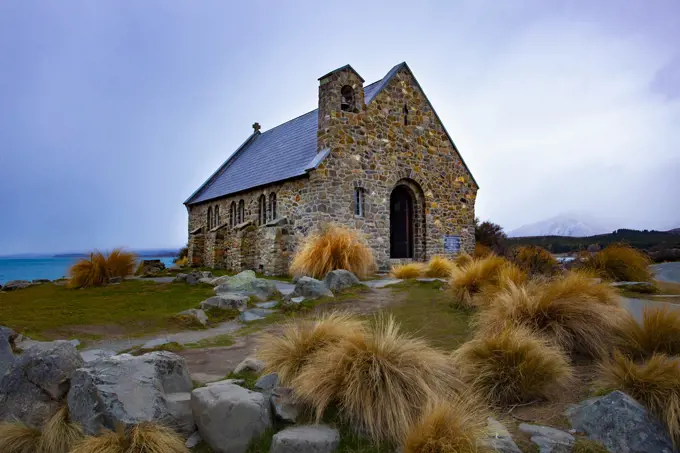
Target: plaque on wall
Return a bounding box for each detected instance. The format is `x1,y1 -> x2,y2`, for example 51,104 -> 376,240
443,235 -> 461,253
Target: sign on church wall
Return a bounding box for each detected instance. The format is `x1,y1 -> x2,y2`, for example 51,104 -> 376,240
443,235 -> 461,254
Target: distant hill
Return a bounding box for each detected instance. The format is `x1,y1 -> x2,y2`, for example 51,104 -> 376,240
669,228 -> 680,235
53,248 -> 180,258
509,214 -> 611,238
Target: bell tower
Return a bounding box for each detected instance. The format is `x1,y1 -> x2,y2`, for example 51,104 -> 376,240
317,64 -> 364,151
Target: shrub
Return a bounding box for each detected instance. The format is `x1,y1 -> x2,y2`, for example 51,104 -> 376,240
39,406 -> 84,453
391,262 -> 426,279
424,256 -> 455,278
541,271 -> 619,307
0,421 -> 41,453
106,248 -> 137,278
174,256 -> 188,267
449,256 -> 521,308
618,307 -> 680,359
289,224 -> 376,279
475,218 -> 507,253
578,244 -> 652,282
68,251 -> 109,288
597,352 -> 680,447
453,253 -> 472,268
291,316 -> 461,443
174,245 -> 188,263
476,278 -> 627,358
472,243 -> 492,258
128,422 -> 189,453
509,245 -> 560,277
256,312 -> 367,385
403,397 -> 488,453
453,326 -> 573,406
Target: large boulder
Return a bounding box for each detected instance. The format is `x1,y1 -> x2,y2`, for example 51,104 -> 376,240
166,392 -> 196,436
481,418 -> 522,453
176,308 -> 209,327
0,326 -> 15,378
200,294 -> 249,312
3,280 -> 31,291
519,423 -> 574,453
191,383 -> 271,453
270,425 -> 340,453
211,270 -> 257,287
323,270 -> 361,292
214,274 -> 278,301
565,390 -> 675,453
0,340 -> 84,426
270,387 -> 301,423
234,357 -> 265,375
67,351 -> 193,435
289,277 -> 333,300
136,259 -> 166,277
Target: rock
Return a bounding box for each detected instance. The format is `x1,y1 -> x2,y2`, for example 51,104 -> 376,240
177,308 -> 209,327
186,273 -> 200,286
207,378 -> 245,386
108,276 -> 123,284
271,387 -> 301,423
323,269 -> 361,292
0,340 -> 84,426
255,373 -> 280,393
519,423 -> 574,453
213,271 -> 278,301
290,277 -> 333,299
200,294 -> 250,312
31,279 -> 51,284
0,329 -> 15,379
80,349 -> 116,363
174,273 -> 188,282
234,357 -> 265,375
166,392 -> 196,436
481,417 -> 522,453
212,270 -> 256,287
270,425 -> 340,453
185,431 -> 202,449
3,280 -> 31,291
256,301 -> 279,309
565,390 -> 674,453
199,277 -> 214,284
240,311 -> 265,323
191,383 -> 271,453
610,281 -> 658,293
289,296 -> 305,304
199,271 -> 213,279
136,259 -> 166,276
67,351 -> 192,435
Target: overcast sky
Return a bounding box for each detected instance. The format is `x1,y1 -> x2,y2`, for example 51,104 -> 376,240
1,1 -> 678,254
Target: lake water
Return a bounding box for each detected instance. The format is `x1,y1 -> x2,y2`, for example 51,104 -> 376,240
0,256 -> 176,285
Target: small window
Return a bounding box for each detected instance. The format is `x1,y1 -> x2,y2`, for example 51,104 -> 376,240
269,193 -> 277,221
207,207 -> 213,229
258,195 -> 266,226
230,202 -> 236,227
238,200 -> 245,224
403,103 -> 409,126
214,206 -> 220,227
341,85 -> 355,112
354,188 -> 365,217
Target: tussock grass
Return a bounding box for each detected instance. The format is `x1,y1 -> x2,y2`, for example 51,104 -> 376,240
69,252 -> 109,288
128,422 -> 189,453
510,245 -> 560,277
289,224 -> 376,279
403,397 -> 489,453
39,406 -> 84,453
256,312 -> 366,385
424,256 -> 455,278
542,271 -> 619,307
597,352 -> 680,447
449,256 -> 525,309
454,326 -> 573,406
292,315 -> 462,443
0,421 -> 42,453
69,427 -> 128,453
391,262 -> 426,279
476,278 -> 627,358
106,248 -> 137,278
453,253 -> 472,268
618,307 -> 680,359
174,256 -> 188,267
473,244 -> 492,258
579,244 -> 652,282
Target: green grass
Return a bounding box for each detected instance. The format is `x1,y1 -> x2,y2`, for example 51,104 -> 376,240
125,341 -> 185,356
0,280 -> 214,339
573,438 -> 609,453
225,370 -> 260,390
185,333 -> 235,349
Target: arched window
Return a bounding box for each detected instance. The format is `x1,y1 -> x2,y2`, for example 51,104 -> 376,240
354,188 -> 365,217
207,207 -> 213,229
214,205 -> 220,227
258,195 -> 267,226
230,202 -> 236,227
238,200 -> 245,224
269,193 -> 277,221
340,85 -> 355,112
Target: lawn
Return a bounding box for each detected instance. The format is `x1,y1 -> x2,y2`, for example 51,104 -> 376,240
0,280 -> 214,340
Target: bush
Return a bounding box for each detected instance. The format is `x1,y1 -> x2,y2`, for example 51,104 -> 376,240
578,244 -> 652,282
541,270 -> 619,306
39,406 -> 84,453
449,256 -> 524,309
174,256 -> 188,267
0,421 -> 41,453
403,397 -> 488,453
618,307 -> 680,359
475,219 -> 507,253
256,312 -> 367,385
424,256 -> 455,278
597,352 -> 680,447
289,224 -> 376,279
509,245 -> 560,277
106,248 -> 137,278
174,245 -> 188,263
454,326 -> 573,406
453,253 -> 472,268
472,243 -> 493,258
68,252 -> 109,288
291,316 -> 461,443
476,277 -> 627,358
391,262 -> 426,279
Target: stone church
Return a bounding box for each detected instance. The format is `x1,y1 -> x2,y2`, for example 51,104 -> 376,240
184,62 -> 478,275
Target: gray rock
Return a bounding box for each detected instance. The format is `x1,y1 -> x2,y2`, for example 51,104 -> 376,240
166,392 -> 196,436
199,271 -> 213,279
323,269 -> 361,292
234,357 -> 265,375
191,383 -> 271,453
215,276 -> 278,301
174,273 -> 188,282
289,296 -> 305,304
255,373 -> 280,393
566,390 -> 674,453
136,259 -> 166,276
67,351 -> 192,435
80,349 -> 116,363
212,270 -> 257,288
240,311 -> 264,323
290,277 -> 333,299
0,340 -> 84,426
178,308 -> 209,326
185,431 -> 202,449
271,387 -> 301,423
200,294 -> 250,312
256,301 -> 279,309
271,425 -> 340,453
481,417 -> 522,453
199,277 -> 214,285
108,276 -> 123,284
519,424 -> 574,453
31,279 -> 51,284
186,273 -> 199,286
0,328 -> 15,378
3,280 -> 31,291
207,378 -> 245,386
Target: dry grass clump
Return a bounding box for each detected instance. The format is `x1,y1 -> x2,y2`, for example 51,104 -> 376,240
0,421 -> 42,453
476,278 -> 627,358
454,326 -> 573,406
39,406 -> 84,453
128,423 -> 189,453
69,427 -> 128,453
597,352 -> 680,447
454,253 -> 472,268
618,307 -> 680,359
289,224 -> 376,279
68,248 -> 137,288
257,312 -> 366,385
424,256 -> 455,278
391,262 -> 426,279
542,271 -> 619,306
472,243 -> 493,258
292,316 -> 461,443
106,248 -> 137,278
449,256 -> 525,309
403,397 -> 489,453
509,245 -> 560,277
174,256 -> 188,267
579,244 -> 652,282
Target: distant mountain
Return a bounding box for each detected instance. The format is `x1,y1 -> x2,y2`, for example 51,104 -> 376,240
669,228 -> 680,235
509,214 -> 612,238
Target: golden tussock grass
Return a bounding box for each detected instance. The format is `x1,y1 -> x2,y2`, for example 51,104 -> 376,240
289,224 -> 376,279
453,326 -> 573,406
541,271 -> 619,307
476,277 -> 627,358
68,251 -> 109,289
449,256 -> 525,309
292,315 -> 462,443
453,253 -> 472,268
69,427 -> 128,453
256,312 -> 367,385
424,256 -> 456,278
39,406 -> 84,453
391,262 -> 427,279
174,256 -> 188,267
509,245 -> 560,277
106,248 -> 137,278
0,421 -> 42,453
127,423 -> 189,453
578,244 -> 652,282
618,306 -> 680,359
597,352 -> 680,447
472,243 -> 493,258
403,397 -> 489,453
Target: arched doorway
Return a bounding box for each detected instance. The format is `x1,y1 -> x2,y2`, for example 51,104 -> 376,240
390,186 -> 414,258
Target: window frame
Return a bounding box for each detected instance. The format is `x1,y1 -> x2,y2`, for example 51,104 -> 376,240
207,207 -> 213,229
269,193 -> 277,221
238,200 -> 245,224
214,205 -> 220,228
354,187 -> 365,217
258,194 -> 267,226
230,202 -> 236,227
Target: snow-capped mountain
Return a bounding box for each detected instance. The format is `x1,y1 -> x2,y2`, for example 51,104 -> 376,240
509,214 -> 612,238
